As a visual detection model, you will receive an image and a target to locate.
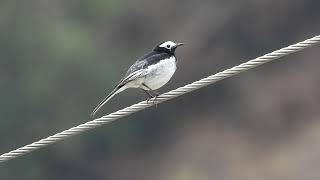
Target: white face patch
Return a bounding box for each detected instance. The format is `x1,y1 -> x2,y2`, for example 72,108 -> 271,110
159,41 -> 177,50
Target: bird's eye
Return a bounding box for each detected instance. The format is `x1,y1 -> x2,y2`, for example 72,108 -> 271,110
166,45 -> 171,48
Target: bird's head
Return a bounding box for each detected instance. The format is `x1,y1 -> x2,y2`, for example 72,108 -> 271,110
153,41 -> 184,54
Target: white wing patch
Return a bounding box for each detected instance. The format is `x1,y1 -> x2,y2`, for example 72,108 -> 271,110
120,69 -> 146,88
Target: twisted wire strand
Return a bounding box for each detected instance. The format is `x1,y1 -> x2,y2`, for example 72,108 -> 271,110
1,35 -> 320,163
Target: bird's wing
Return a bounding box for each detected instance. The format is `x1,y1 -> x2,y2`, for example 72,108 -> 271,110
125,51 -> 157,75
117,52 -> 170,87
116,68 -> 146,88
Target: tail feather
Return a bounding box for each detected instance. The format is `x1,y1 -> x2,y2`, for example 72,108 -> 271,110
90,87 -> 121,117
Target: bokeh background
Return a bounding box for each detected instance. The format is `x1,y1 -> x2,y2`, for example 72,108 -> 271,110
1,0 -> 320,179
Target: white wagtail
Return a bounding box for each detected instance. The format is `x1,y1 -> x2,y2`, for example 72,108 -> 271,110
91,41 -> 184,117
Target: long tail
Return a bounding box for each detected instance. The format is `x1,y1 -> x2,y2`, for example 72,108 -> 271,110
90,86 -> 123,117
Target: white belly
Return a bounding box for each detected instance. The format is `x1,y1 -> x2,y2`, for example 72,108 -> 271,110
142,56 -> 177,90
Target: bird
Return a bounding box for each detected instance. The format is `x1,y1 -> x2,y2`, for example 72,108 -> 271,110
90,41 -> 184,117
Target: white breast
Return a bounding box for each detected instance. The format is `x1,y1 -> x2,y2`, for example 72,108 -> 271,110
143,56 -> 177,90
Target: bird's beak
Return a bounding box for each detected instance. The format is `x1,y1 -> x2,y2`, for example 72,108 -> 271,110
175,43 -> 184,47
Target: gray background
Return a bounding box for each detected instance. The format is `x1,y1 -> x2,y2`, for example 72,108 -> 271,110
1,0 -> 320,179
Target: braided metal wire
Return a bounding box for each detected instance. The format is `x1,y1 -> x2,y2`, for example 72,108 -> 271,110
1,35 -> 320,163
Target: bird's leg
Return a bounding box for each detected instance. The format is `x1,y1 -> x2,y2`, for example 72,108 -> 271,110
143,89 -> 154,103
143,89 -> 154,98
151,90 -> 160,97
142,83 -> 159,104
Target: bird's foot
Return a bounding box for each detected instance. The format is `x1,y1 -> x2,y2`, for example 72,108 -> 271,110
146,96 -> 152,104
146,94 -> 159,105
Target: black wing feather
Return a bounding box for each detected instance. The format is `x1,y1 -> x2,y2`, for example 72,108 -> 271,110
116,51 -> 171,88
125,52 -> 170,76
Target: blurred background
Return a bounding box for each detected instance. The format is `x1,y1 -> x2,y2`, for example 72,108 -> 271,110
1,0 -> 320,179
